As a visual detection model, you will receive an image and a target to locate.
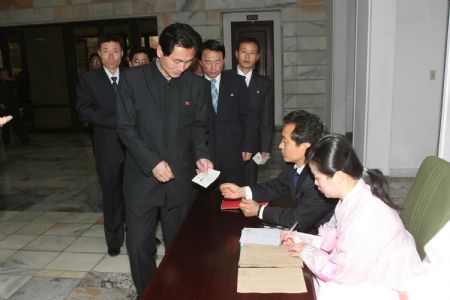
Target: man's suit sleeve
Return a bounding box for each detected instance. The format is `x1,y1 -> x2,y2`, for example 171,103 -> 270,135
260,78 -> 274,153
262,172 -> 335,232
76,73 -> 116,129
190,77 -> 211,161
116,71 -> 161,176
251,167 -> 291,201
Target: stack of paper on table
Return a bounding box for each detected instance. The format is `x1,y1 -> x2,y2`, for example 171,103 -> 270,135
239,243 -> 303,268
237,229 -> 307,294
237,268 -> 305,293
239,227 -> 282,246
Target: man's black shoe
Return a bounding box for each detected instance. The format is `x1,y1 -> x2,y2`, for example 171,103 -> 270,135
108,248 -> 120,257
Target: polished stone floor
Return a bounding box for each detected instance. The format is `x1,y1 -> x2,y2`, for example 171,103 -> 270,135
0,133 -> 415,300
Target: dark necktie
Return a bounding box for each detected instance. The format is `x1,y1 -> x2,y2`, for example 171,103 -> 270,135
111,76 -> 118,93
293,170 -> 300,188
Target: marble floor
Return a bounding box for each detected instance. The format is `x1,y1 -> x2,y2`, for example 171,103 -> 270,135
0,133 -> 415,300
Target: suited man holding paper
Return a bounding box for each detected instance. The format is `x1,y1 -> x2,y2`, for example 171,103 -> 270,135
116,23 -> 213,299
220,110 -> 336,233
234,36 -> 274,186
200,39 -> 258,186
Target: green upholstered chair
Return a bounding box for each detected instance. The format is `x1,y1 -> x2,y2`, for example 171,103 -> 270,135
400,156 -> 450,259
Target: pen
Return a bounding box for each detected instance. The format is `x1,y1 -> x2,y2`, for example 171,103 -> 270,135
279,220 -> 299,246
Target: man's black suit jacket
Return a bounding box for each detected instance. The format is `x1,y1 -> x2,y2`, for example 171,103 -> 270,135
251,164 -> 336,233
116,63 -> 211,211
76,68 -> 125,165
247,72 -> 274,153
208,70 -> 258,168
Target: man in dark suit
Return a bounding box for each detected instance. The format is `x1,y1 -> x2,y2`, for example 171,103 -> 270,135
76,35 -> 125,257
116,23 -> 213,299
235,36 -> 274,186
200,39 -> 258,186
221,110 -> 336,233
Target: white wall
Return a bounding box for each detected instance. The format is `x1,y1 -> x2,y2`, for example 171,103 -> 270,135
333,0 -> 448,175
390,0 -> 448,175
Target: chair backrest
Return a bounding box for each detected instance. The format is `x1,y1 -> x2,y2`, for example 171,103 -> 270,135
400,156 -> 450,259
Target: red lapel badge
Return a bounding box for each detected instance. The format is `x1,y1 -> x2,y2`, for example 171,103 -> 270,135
184,100 -> 191,107
230,93 -> 234,97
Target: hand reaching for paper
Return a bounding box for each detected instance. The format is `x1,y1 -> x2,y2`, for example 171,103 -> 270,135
220,183 -> 245,199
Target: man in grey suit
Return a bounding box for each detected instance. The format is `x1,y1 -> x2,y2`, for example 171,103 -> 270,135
200,39 -> 258,186
77,35 -> 125,257
221,110 -> 336,233
116,23 -> 213,299
235,36 -> 274,186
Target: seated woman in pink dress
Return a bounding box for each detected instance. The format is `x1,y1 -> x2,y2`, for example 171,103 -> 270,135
281,134 -> 423,290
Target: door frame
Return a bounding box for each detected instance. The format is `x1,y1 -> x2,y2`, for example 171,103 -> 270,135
439,5 -> 450,161
223,11 -> 283,126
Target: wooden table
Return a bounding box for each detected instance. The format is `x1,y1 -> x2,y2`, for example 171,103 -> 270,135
143,191 -> 317,300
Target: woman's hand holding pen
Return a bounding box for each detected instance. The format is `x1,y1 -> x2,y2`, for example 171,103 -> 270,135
288,243 -> 305,257
280,231 -> 295,247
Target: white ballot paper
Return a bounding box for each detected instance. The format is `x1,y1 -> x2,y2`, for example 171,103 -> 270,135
252,152 -> 270,165
192,169 -> 221,188
240,227 -> 282,246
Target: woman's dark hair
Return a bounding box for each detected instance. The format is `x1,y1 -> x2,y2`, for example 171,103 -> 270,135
306,134 -> 399,209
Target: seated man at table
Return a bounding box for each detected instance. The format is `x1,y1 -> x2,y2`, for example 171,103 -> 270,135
220,110 -> 336,233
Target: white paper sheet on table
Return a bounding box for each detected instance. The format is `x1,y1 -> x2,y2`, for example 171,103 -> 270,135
239,227 -> 282,246
191,169 -> 221,188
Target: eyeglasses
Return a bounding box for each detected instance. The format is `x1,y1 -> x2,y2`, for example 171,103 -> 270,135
91,59 -> 101,64
132,59 -> 149,64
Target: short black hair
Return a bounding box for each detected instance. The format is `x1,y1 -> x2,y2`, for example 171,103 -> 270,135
283,110 -> 326,146
159,23 -> 202,57
200,39 -> 225,59
128,47 -> 151,62
97,34 -> 124,50
236,36 -> 261,53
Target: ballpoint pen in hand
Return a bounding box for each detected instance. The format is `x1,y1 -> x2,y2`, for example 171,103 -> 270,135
279,220 -> 299,246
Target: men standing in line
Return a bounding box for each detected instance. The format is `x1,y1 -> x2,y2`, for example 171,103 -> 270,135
221,110 -> 336,233
116,23 -> 213,299
200,39 -> 258,185
235,36 -> 274,186
76,35 -> 126,257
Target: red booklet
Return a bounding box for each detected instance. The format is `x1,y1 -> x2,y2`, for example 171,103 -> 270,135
220,198 -> 268,210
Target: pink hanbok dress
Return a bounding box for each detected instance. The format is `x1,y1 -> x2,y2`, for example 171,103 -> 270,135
293,179 -> 423,289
